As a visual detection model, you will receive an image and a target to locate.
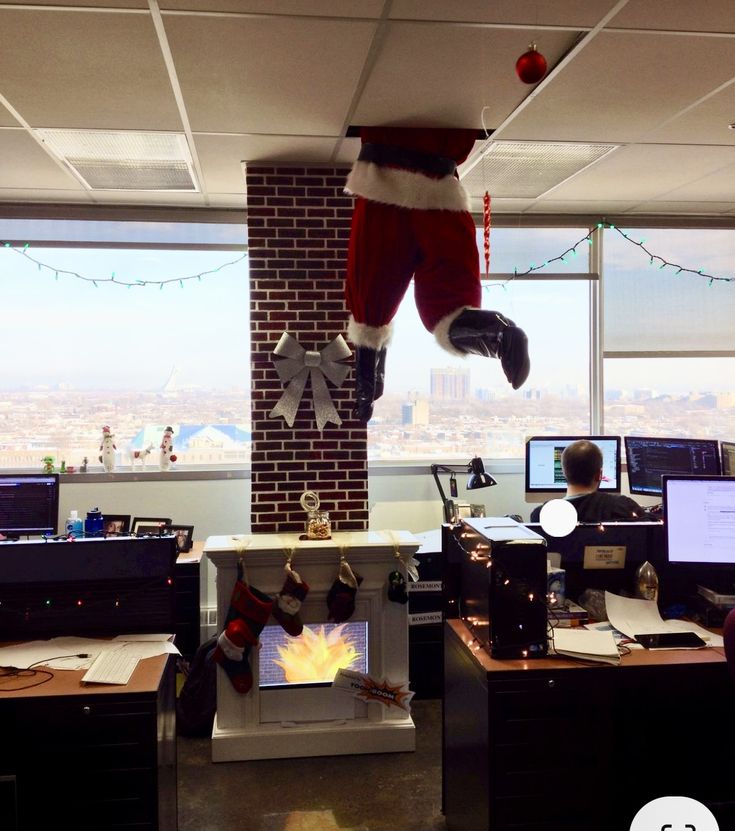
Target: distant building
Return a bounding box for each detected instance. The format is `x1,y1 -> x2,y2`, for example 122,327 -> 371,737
430,367 -> 470,400
401,398 -> 429,425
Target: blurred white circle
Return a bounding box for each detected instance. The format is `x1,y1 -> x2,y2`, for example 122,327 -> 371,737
538,499 -> 577,537
629,795 -> 718,831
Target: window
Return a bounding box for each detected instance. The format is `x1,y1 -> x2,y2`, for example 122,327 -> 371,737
602,227 -> 735,443
0,218 -> 249,470
368,226 -> 593,460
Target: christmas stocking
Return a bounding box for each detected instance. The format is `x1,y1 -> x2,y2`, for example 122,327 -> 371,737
213,565 -> 273,694
272,562 -> 310,637
327,559 -> 363,623
387,570 -> 408,604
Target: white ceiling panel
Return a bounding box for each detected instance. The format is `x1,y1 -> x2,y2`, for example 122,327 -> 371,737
390,0 -> 619,28
500,31 -> 735,144
0,131 -> 83,189
164,15 -> 377,135
547,144 -> 735,200
195,134 -> 342,193
353,23 -> 577,129
0,10 -> 182,131
0,1 -> 733,216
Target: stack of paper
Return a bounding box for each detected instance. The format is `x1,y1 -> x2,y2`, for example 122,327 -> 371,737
551,628 -> 620,665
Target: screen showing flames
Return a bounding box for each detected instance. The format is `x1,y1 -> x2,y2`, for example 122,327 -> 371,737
259,620 -> 368,688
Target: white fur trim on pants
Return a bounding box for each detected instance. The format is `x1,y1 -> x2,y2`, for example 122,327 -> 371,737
345,161 -> 471,212
433,306 -> 474,356
347,317 -> 394,350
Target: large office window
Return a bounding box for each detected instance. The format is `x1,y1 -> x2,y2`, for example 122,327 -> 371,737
367,227 -> 592,460
0,217 -> 249,470
602,227 -> 735,443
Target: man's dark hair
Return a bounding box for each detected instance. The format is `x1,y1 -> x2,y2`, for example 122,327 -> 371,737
561,440 -> 603,487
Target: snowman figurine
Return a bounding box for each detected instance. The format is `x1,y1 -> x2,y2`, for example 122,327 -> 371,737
159,425 -> 177,471
98,425 -> 117,472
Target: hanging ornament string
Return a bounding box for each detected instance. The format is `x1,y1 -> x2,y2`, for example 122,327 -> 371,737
483,191 -> 491,276
0,242 -> 247,288
485,222 -> 734,288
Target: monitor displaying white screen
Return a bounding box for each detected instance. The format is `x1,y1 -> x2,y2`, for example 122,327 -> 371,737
525,435 -> 621,502
664,475 -> 735,566
625,436 -> 721,496
722,441 -> 735,476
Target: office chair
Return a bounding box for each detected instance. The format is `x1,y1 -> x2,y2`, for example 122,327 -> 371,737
723,607 -> 735,684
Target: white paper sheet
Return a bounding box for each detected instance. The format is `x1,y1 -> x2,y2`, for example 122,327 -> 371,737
604,591 -> 723,647
552,628 -> 619,660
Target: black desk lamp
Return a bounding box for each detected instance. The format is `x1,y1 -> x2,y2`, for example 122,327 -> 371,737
431,456 -> 497,523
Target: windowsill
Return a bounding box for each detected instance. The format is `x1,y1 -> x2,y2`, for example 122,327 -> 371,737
60,468 -> 250,483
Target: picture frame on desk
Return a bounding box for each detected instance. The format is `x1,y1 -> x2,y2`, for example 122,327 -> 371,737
167,524 -> 194,554
103,514 -> 131,536
132,516 -> 172,536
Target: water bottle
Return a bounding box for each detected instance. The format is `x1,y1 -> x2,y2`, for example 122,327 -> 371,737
635,560 -> 659,603
65,509 -> 84,538
85,507 -> 104,537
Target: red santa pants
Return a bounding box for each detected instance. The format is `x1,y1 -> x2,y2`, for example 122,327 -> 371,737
346,197 -> 481,347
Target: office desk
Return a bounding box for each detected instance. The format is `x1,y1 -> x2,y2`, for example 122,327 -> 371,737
443,619 -> 735,831
0,652 -> 177,830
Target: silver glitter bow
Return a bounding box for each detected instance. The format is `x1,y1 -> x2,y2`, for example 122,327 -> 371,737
269,332 -> 352,430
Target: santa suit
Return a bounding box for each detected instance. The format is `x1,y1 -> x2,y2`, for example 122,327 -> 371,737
344,126 -> 481,353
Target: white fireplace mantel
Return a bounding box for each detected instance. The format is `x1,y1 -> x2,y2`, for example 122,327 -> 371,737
204,530 -> 420,761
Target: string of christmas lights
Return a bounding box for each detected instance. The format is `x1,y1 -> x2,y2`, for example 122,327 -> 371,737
1,241 -> 247,288
508,222 -> 734,286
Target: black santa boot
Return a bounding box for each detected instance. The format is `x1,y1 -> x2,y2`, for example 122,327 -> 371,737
447,309 -> 530,390
374,347 -> 387,401
353,346 -> 380,422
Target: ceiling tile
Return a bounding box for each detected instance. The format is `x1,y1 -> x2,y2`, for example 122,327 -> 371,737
628,200 -> 735,214
0,130 -> 83,189
0,9 -> 181,131
547,144 -> 735,200
644,83 -> 735,145
194,134 -> 342,193
500,31 -> 735,143
165,15 -> 376,134
352,23 -> 577,129
161,0 -> 385,15
610,0 -> 735,32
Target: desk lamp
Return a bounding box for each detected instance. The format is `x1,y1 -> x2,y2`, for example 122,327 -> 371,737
431,457 -> 497,523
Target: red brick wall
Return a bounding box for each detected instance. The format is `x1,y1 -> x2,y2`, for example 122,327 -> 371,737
246,165 -> 369,534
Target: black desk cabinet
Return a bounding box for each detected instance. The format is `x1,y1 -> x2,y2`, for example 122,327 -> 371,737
443,620 -> 735,831
0,655 -> 177,830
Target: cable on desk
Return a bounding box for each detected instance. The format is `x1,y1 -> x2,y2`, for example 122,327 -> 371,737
0,653 -> 90,691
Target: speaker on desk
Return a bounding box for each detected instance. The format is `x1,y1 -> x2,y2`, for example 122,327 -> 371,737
456,520 -> 548,659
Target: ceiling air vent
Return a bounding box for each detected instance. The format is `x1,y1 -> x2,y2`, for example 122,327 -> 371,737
34,129 -> 198,191
461,141 -> 618,198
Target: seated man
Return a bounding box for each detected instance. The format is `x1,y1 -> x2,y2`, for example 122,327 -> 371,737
530,439 -> 645,523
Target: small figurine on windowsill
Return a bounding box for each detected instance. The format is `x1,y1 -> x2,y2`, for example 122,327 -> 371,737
99,425 -> 117,472
159,425 -> 177,471
41,456 -> 55,474
80,456 -> 88,473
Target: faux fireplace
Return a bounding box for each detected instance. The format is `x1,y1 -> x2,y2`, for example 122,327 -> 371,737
204,530 -> 420,761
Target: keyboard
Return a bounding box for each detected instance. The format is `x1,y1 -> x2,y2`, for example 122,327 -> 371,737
81,648 -> 140,685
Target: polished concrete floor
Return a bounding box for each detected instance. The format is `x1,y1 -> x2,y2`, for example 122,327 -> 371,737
177,699 -> 445,831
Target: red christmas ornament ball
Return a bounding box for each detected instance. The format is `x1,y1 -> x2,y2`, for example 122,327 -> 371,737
169,454 -> 177,463
516,45 -> 547,84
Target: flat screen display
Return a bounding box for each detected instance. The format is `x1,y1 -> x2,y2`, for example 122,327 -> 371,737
525,436 -> 621,501
664,475 -> 735,566
258,620 -> 368,688
0,473 -> 59,537
721,441 -> 735,476
625,437 -> 721,496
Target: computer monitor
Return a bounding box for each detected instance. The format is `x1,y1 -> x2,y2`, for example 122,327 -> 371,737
524,435 -> 621,503
0,472 -> 60,537
624,436 -> 721,497
721,441 -> 735,476
663,475 -> 735,567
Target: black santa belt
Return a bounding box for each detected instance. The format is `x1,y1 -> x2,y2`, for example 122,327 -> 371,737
358,143 -> 457,178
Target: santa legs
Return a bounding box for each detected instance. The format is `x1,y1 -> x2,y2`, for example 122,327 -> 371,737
344,128 -> 530,421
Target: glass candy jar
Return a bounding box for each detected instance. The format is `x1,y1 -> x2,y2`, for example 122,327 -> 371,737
306,509 -> 331,540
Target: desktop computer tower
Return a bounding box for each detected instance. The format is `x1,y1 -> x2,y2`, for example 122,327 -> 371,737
452,517 -> 548,659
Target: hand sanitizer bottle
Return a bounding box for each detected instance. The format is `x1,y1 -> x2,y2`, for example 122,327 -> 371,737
65,510 -> 84,538
635,561 -> 659,603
